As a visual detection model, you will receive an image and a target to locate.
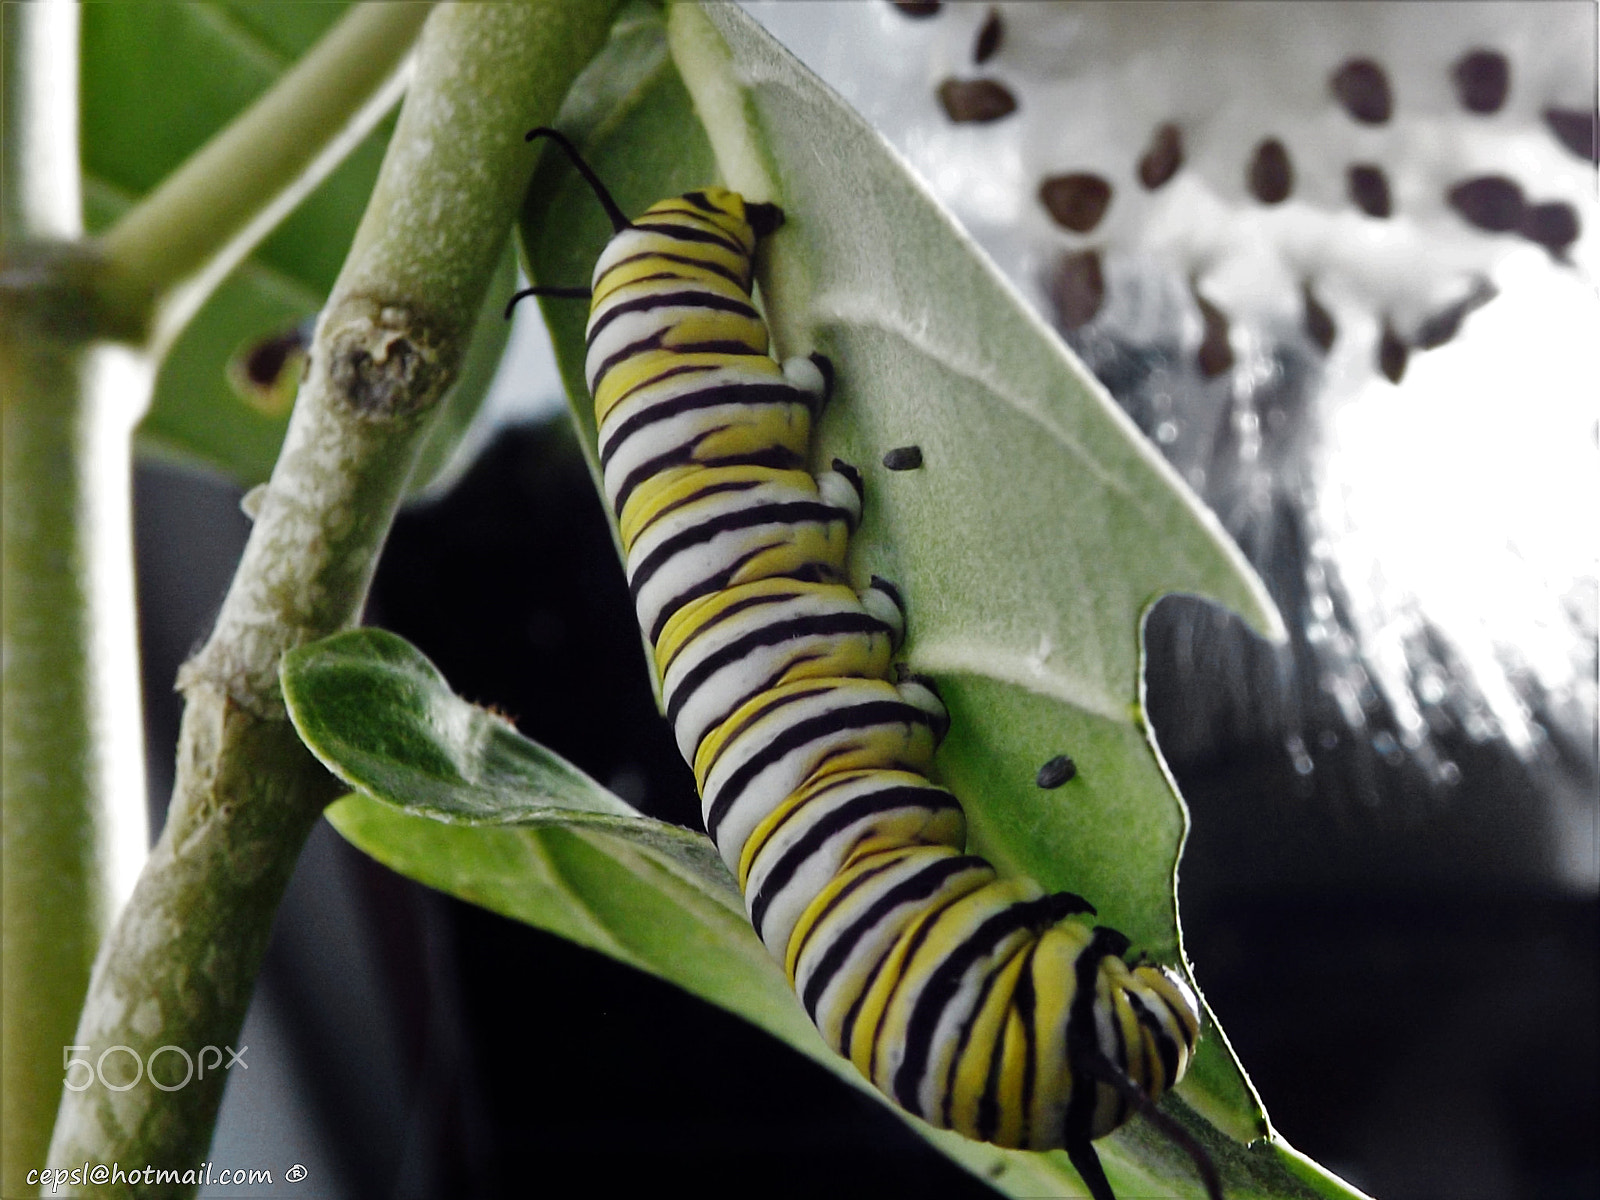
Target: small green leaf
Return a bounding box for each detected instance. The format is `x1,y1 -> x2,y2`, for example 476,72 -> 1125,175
281,627 -> 733,894
81,2 -> 402,484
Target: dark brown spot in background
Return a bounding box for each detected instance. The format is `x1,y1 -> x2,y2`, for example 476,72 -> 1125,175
1302,284 -> 1336,352
937,78 -> 1017,123
1520,201 -> 1580,257
1347,164 -> 1392,218
1414,279 -> 1496,349
243,328 -> 307,387
1248,138 -> 1293,204
892,0 -> 942,17
974,8 -> 1002,63
1453,49 -> 1510,113
1050,249 -> 1105,329
1378,322 -> 1408,383
1137,123 -> 1183,190
1036,755 -> 1077,788
1331,58 -> 1392,124
1194,289 -> 1234,377
882,446 -> 923,471
1039,173 -> 1113,232
1448,175 -> 1525,232
1543,107 -> 1598,163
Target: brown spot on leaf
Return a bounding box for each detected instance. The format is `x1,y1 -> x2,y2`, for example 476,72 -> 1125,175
1137,123 -> 1183,190
1248,138 -> 1293,204
1520,201 -> 1580,257
974,8 -> 1002,63
1331,58 -> 1392,124
1194,290 -> 1234,377
1039,173 -> 1113,233
892,1 -> 942,16
1347,164 -> 1392,218
1049,249 -> 1105,329
1378,322 -> 1408,383
1543,107 -> 1598,163
1302,284 -> 1337,352
1453,49 -> 1510,113
1448,175 -> 1525,232
937,78 -> 1017,123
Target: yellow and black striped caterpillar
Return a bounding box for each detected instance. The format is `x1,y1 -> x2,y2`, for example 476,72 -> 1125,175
513,128 -> 1217,1200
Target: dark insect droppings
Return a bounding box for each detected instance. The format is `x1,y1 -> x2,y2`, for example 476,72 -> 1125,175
882,446 -> 924,471
1036,755 -> 1077,789
1137,123 -> 1183,190
1378,322 -> 1409,383
1453,49 -> 1510,114
937,78 -> 1018,123
1447,175 -> 1525,232
1331,58 -> 1392,124
1519,201 -> 1581,257
1302,284 -> 1337,353
892,0 -> 943,16
973,8 -> 1003,63
1039,173 -> 1113,233
1050,249 -> 1105,330
1543,107 -> 1598,164
1194,290 -> 1234,378
1248,138 -> 1293,204
1347,164 -> 1392,218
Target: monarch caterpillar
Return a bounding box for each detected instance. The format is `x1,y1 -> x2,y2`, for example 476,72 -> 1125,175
512,127 -> 1218,1200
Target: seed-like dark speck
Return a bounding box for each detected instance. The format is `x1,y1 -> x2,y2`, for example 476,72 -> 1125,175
1520,201 -> 1580,256
1050,249 -> 1105,330
974,8 -> 1002,63
1347,164 -> 1392,218
1249,138 -> 1293,204
1036,755 -> 1077,788
1039,173 -> 1113,233
1448,175 -> 1525,232
1543,107 -> 1598,164
1453,49 -> 1510,113
1137,123 -> 1183,190
1331,58 -> 1392,124
883,446 -> 924,471
937,78 -> 1017,123
1378,322 -> 1408,383
1302,284 -> 1337,353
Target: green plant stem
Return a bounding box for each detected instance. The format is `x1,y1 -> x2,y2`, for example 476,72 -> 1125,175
44,2 -> 619,1193
1,5 -> 152,1193
95,2 -> 430,353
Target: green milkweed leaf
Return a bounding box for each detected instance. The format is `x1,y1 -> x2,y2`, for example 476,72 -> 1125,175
282,627 -> 733,893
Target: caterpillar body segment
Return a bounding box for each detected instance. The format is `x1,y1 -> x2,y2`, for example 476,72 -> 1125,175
519,125 -> 1214,1200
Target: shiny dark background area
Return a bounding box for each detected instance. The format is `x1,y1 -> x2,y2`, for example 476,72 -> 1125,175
137,417 -> 1596,1200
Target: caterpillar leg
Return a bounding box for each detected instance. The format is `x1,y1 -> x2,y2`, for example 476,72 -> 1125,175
782,352 -> 834,410
895,668 -> 950,745
859,575 -> 906,648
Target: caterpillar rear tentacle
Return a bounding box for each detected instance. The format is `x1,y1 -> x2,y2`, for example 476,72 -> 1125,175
517,129 -> 1217,1200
